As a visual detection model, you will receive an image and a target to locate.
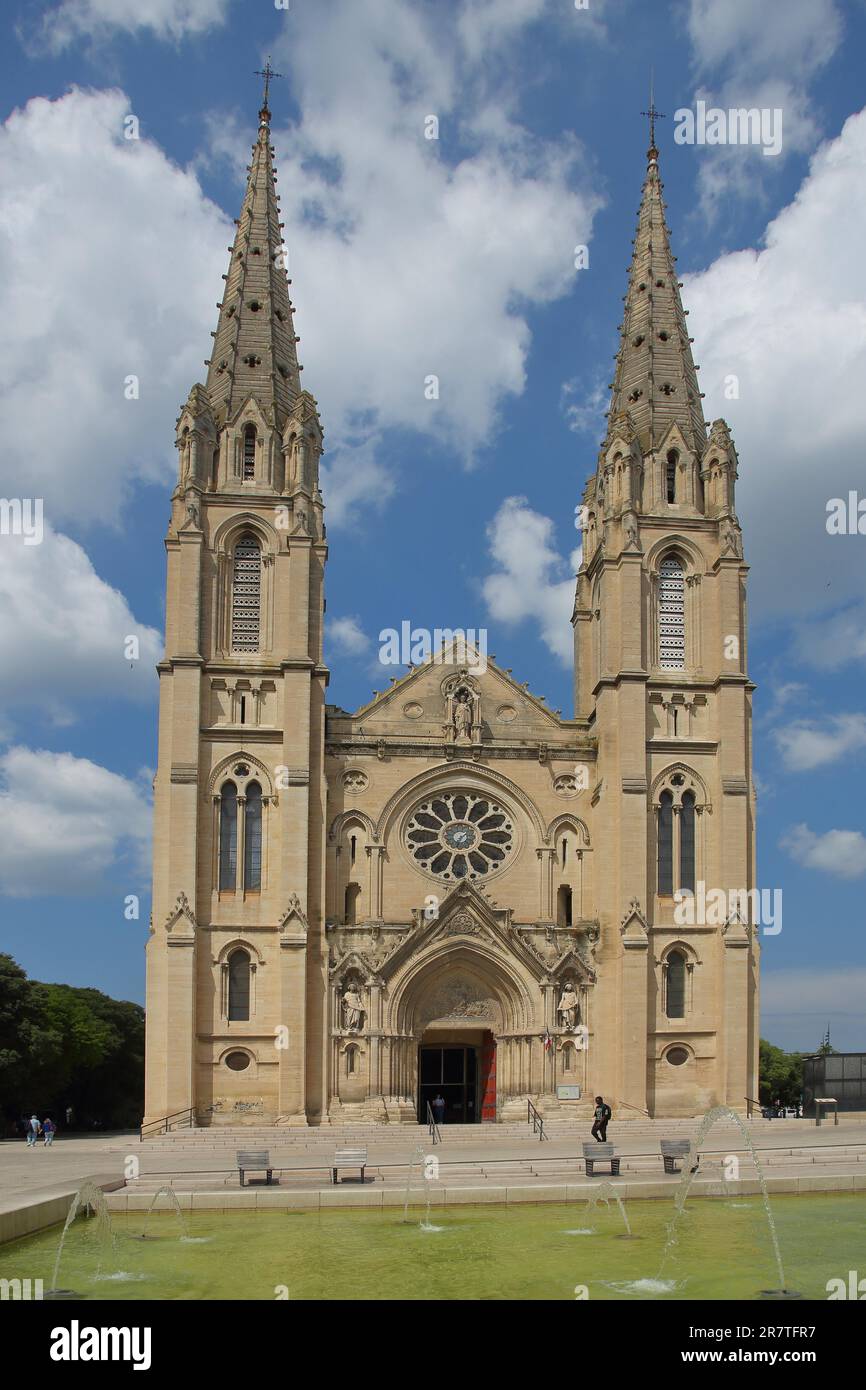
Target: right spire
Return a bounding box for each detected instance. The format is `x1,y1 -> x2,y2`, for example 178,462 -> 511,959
606,123 -> 707,456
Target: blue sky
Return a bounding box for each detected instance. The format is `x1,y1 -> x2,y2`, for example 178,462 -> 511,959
1,0 -> 865,1052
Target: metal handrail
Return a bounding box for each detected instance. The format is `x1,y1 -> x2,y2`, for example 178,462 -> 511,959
527,1098 -> 548,1141
426,1102 -> 442,1146
140,1107 -> 196,1140
744,1095 -> 762,1119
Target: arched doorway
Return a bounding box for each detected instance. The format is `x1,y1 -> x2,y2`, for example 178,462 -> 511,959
388,936 -> 535,1124
417,1024 -> 498,1124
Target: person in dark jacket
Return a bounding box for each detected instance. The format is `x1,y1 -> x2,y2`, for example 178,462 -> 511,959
432,1093 -> 446,1126
591,1096 -> 611,1142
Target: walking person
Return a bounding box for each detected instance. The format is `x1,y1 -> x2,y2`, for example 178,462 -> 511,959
42,1117 -> 56,1147
432,1092 -> 446,1127
26,1114 -> 41,1148
591,1096 -> 611,1143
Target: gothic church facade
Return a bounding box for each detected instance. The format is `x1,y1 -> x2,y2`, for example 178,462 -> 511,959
144,95 -> 759,1128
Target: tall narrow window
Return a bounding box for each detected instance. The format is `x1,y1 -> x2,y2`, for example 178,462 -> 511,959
231,534 -> 261,652
659,554 -> 685,669
680,791 -> 696,893
228,948 -> 251,1021
666,449 -> 678,503
666,949 -> 686,1018
658,791 -> 674,896
219,782 -> 238,891
557,885 -> 573,928
243,425 -> 256,480
345,883 -> 361,926
244,782 -> 262,892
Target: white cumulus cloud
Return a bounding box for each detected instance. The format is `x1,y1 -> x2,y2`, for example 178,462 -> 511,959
780,823 -> 866,880
772,715 -> 866,772
0,87 -> 231,526
482,496 -> 579,664
0,746 -> 151,897
244,0 -> 603,519
33,0 -> 229,51
0,526 -> 161,725
684,108 -> 866,620
685,0 -> 844,218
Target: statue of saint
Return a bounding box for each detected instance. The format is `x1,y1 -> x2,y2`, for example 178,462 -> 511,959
557,982 -> 580,1031
453,691 -> 472,739
342,987 -> 364,1032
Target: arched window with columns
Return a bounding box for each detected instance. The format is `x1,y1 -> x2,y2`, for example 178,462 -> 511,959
215,763 -> 270,896
231,534 -> 262,652
658,552 -> 686,669
654,769 -> 706,900
228,948 -> 251,1021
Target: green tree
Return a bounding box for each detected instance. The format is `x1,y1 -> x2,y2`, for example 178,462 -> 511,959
0,955 -> 144,1131
759,1038 -> 804,1107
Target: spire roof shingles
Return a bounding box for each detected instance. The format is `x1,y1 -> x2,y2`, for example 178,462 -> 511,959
607,140 -> 707,455
205,93 -> 301,429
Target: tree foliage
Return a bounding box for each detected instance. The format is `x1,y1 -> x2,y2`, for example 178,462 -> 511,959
0,953 -> 144,1132
759,1038 -> 804,1106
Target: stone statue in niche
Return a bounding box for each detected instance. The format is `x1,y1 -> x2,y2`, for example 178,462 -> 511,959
453,689 -> 472,742
557,980 -> 580,1031
342,986 -> 364,1032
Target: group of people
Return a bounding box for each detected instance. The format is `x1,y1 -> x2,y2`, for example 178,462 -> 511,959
23,1114 -> 57,1146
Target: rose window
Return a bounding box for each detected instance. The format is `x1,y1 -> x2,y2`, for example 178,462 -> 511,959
406,792 -> 514,880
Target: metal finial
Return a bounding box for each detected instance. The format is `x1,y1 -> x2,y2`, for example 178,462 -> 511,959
640,69 -> 665,154
254,56 -> 283,114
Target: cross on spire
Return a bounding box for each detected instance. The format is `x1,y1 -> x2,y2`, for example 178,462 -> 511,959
255,56 -> 283,114
641,71 -> 665,155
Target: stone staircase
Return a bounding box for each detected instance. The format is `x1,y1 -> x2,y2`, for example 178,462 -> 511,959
125,1116 -> 866,1193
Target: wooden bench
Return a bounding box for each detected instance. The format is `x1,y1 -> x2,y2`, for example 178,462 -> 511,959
237,1150 -> 273,1187
582,1142 -> 620,1177
660,1139 -> 691,1174
332,1146 -> 368,1185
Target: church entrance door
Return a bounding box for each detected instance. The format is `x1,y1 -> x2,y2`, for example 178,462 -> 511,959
417,1044 -> 478,1124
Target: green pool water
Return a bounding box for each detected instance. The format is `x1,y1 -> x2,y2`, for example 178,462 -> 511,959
1,1195 -> 863,1300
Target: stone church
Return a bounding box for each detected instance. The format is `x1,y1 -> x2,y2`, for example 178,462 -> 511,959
144,91 -> 759,1128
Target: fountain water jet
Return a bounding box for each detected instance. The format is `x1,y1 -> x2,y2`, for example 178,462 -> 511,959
138,1185 -> 189,1240
47,1181 -> 114,1298
401,1145 -> 427,1225
584,1181 -> 632,1237
658,1105 -> 800,1299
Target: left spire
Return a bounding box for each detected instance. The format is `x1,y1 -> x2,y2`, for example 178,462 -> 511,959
205,58 -> 302,429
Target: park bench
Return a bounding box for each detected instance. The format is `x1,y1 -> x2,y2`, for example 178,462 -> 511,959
660,1139 -> 692,1174
582,1141 -> 620,1177
237,1150 -> 274,1187
332,1146 -> 368,1185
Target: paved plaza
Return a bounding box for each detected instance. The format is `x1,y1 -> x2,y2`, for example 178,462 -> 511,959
3,1117 -> 866,1225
